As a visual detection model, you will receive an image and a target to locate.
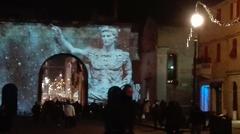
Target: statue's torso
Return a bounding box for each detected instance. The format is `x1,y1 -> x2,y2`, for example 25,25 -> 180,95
85,49 -> 130,100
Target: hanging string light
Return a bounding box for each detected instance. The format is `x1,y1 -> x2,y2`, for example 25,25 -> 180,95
187,1 -> 240,47
187,28 -> 193,47
198,1 -> 240,27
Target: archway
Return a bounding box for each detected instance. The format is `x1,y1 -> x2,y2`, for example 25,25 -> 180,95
38,53 -> 88,107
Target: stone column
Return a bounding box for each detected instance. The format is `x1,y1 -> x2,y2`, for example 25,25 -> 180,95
156,47 -> 169,101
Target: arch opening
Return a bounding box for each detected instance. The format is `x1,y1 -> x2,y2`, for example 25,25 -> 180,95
38,53 -> 88,106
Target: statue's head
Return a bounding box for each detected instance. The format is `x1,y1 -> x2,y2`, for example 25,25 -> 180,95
99,26 -> 120,46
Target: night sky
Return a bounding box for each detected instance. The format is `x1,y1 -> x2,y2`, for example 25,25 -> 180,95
0,0 -> 224,26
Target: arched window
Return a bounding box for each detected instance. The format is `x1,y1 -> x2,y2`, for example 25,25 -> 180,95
230,38 -> 237,59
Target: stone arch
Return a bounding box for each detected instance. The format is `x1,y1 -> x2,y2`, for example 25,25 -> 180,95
38,53 -> 88,107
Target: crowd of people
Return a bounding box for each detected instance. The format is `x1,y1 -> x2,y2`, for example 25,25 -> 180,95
140,99 -> 207,134
31,98 -> 83,128
30,84 -> 137,134
31,85 -> 208,134
0,83 -> 209,134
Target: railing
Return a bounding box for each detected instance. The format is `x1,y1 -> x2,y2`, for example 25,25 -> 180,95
196,57 -> 211,64
196,60 -> 212,78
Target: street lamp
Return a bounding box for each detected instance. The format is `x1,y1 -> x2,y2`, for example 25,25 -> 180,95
190,12 -> 204,104
191,13 -> 204,28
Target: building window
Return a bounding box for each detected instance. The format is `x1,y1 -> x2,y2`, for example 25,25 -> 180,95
217,8 -> 221,21
238,0 -> 240,17
231,2 -> 238,19
167,53 -> 177,84
204,46 -> 209,60
231,3 -> 233,19
216,43 -> 221,62
230,38 -> 237,59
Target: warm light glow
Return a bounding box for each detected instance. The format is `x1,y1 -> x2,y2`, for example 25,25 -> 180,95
191,13 -> 204,28
44,77 -> 50,84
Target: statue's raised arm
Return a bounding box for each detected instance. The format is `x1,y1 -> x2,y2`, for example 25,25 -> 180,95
52,26 -> 88,56
122,52 -> 132,86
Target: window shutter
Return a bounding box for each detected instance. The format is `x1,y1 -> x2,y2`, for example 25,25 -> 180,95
204,46 -> 209,60
230,38 -> 237,59
231,3 -> 233,19
216,43 -> 221,62
217,8 -> 221,21
238,0 -> 240,17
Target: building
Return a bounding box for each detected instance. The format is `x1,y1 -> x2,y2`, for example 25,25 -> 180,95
198,0 -> 240,119
157,26 -> 193,108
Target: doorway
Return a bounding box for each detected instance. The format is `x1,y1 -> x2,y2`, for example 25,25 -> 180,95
200,84 -> 210,112
233,81 -> 238,120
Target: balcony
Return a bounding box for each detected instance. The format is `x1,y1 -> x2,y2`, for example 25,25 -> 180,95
196,57 -> 211,64
196,57 -> 212,79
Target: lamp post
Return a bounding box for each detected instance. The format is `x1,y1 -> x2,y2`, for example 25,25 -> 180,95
190,13 -> 204,104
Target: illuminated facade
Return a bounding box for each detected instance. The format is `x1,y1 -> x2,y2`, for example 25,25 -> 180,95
198,0 -> 240,119
0,23 -> 139,113
53,25 -> 135,101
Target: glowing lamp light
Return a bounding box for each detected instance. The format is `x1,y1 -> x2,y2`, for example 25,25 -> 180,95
44,77 -> 50,84
191,13 -> 204,28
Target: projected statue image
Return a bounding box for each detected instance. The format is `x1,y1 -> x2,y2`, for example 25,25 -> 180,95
52,26 -> 132,101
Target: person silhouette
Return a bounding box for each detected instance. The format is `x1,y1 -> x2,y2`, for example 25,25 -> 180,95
0,83 -> 18,132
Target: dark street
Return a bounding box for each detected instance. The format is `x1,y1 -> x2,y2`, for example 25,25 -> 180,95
6,117 -> 166,134
5,116 -> 240,134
